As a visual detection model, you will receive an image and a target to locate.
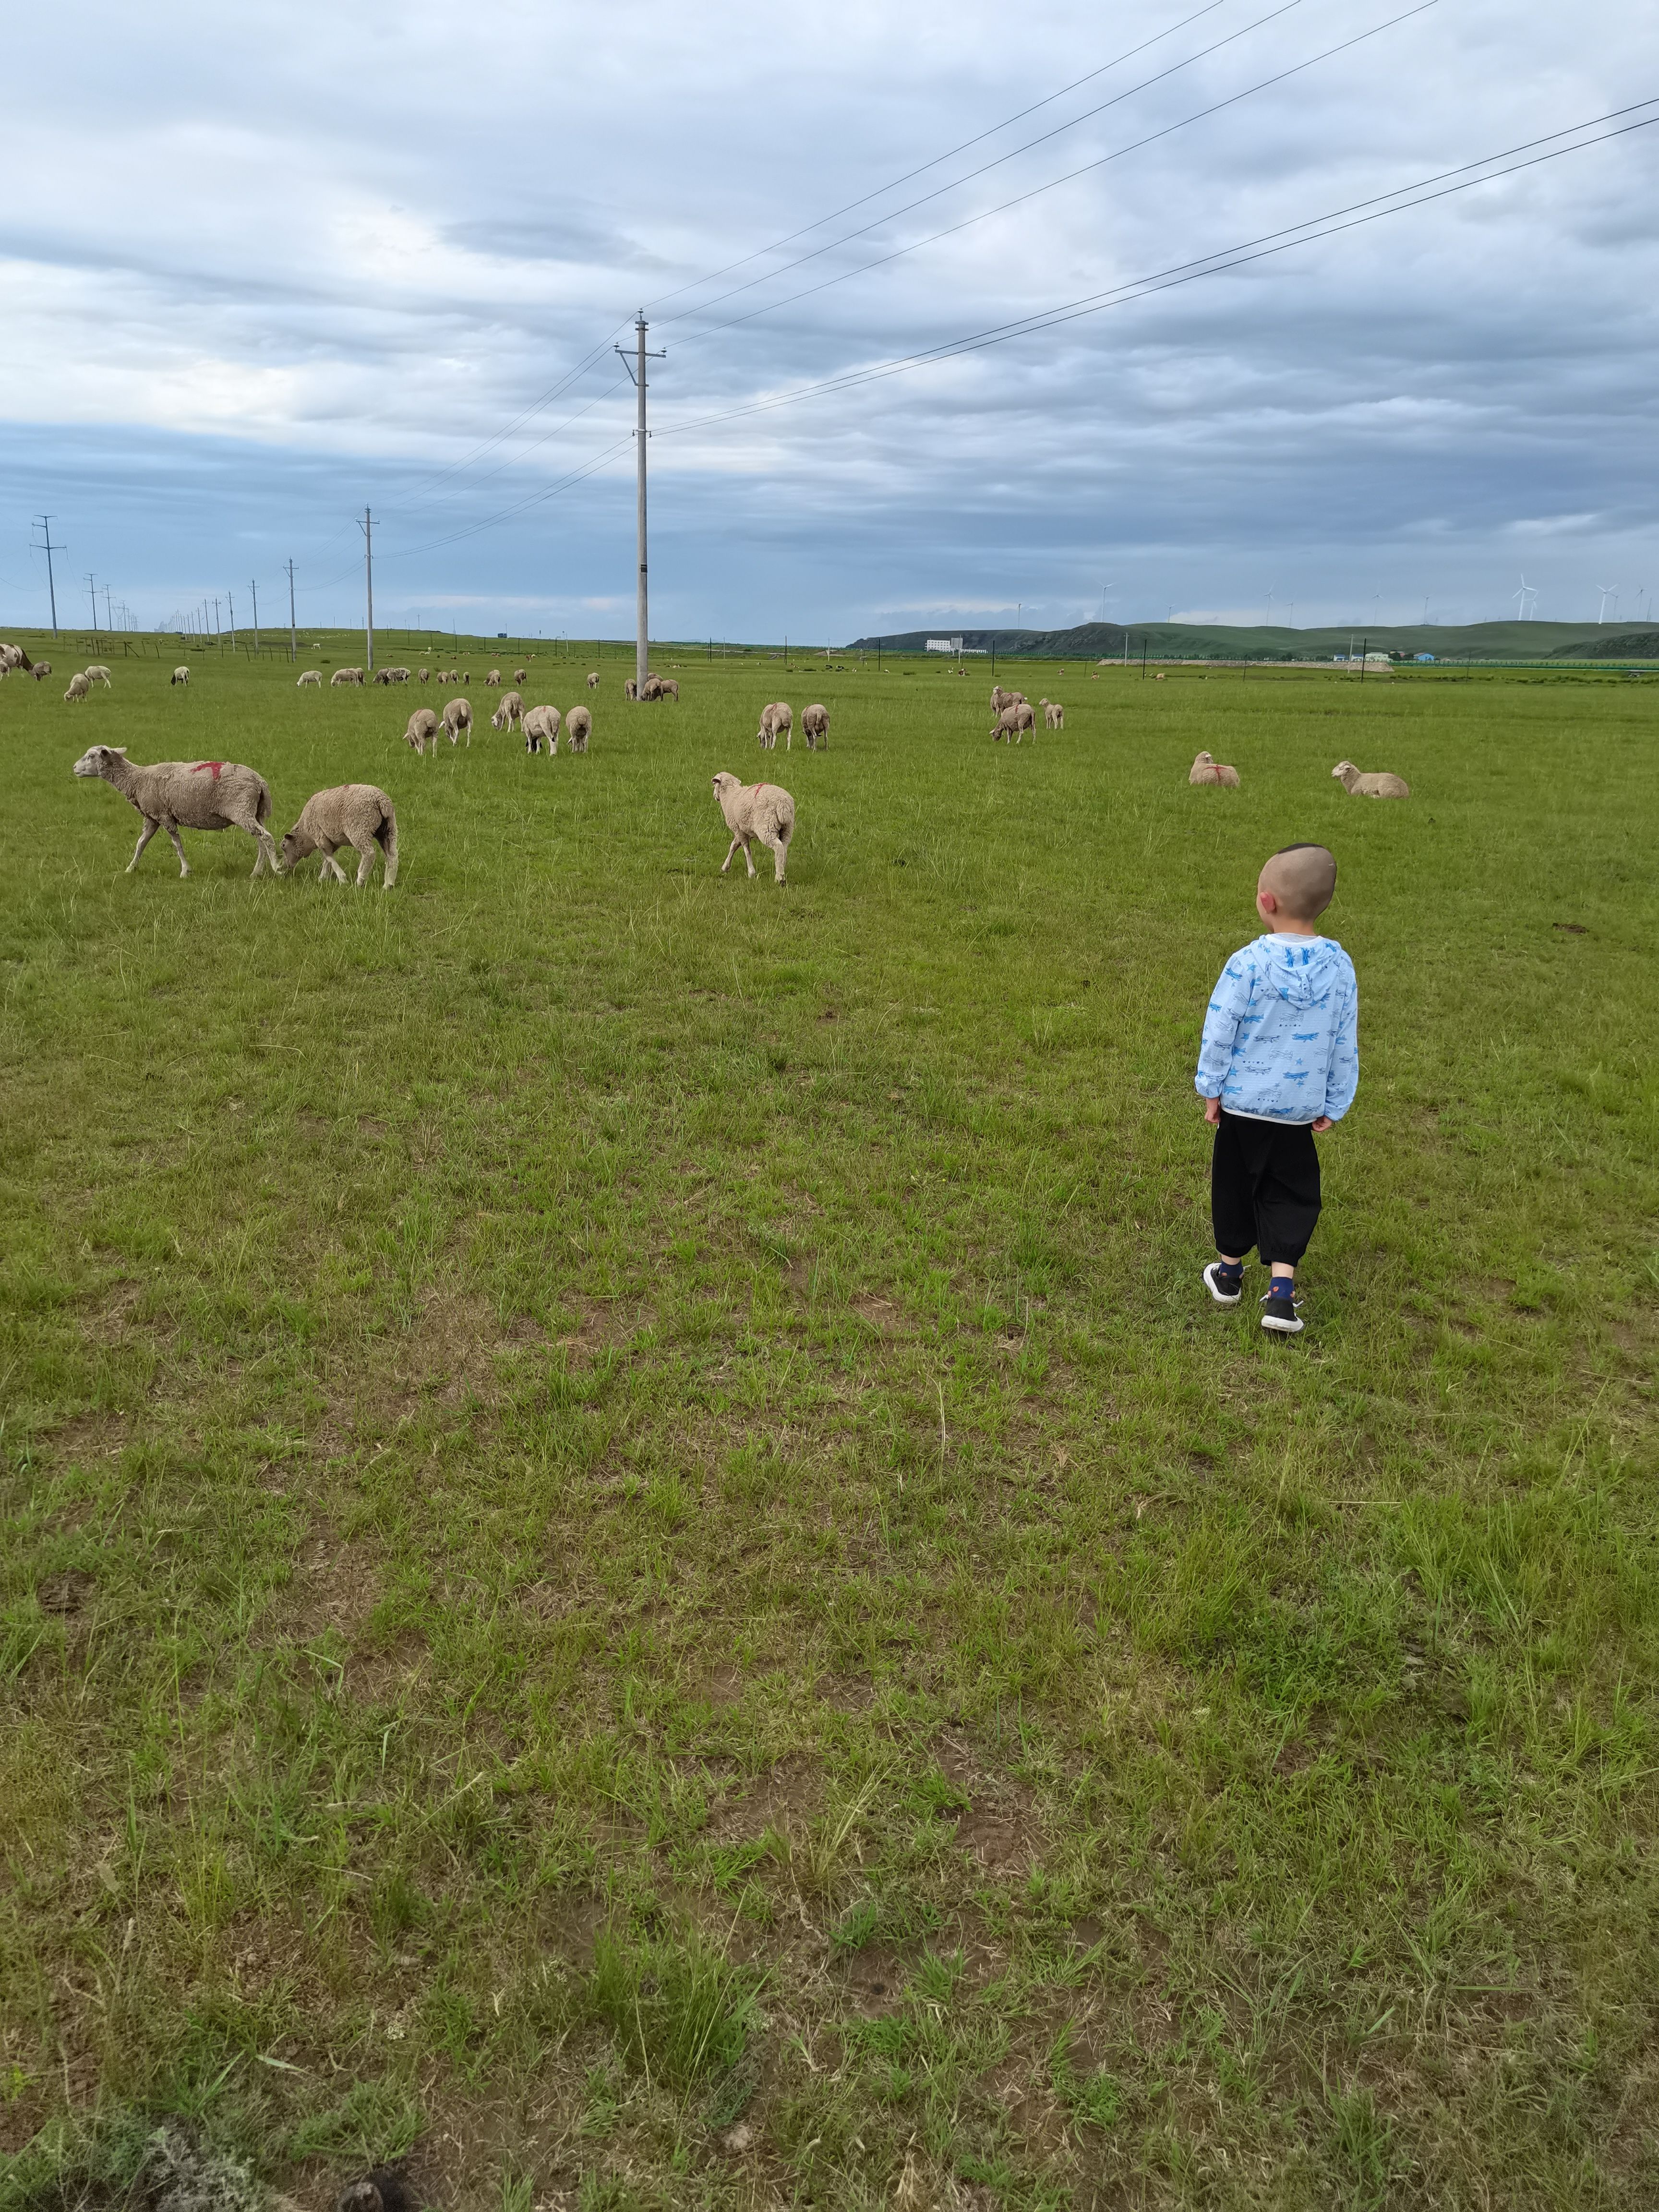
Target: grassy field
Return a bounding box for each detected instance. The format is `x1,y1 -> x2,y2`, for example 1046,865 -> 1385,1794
1,642 -> 1655,2212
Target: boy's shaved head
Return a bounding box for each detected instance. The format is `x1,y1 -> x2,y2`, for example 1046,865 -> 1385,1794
1259,843 -> 1336,921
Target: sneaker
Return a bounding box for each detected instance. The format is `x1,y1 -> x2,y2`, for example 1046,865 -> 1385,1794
1202,1262 -> 1243,1306
1259,1286 -> 1304,1335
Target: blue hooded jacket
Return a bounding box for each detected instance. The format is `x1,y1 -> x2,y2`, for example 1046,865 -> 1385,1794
1195,934 -> 1359,1124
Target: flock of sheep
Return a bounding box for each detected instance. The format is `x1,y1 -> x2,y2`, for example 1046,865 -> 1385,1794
1190,748 -> 1410,797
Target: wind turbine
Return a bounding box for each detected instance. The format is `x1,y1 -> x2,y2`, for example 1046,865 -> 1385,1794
1596,583 -> 1617,623
1513,576 -> 1537,621
1097,580 -> 1117,624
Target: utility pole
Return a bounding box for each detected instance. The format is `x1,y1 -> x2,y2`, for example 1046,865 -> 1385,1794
228,589 -> 237,650
251,579 -> 260,656
213,596 -> 221,644
616,316 -> 665,698
286,560 -> 297,661
33,517 -> 63,636
359,508 -> 375,673
86,575 -> 99,652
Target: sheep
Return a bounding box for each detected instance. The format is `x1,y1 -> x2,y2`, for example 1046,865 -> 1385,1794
991,702 -> 1035,743
491,689 -> 524,732
330,667 -> 363,687
404,707 -> 440,755
513,667 -> 527,685
712,770 -> 793,885
757,701 -> 793,750
297,670 -> 323,687
657,677 -> 680,701
625,678 -> 639,701
586,671 -> 600,690
801,703 -> 829,750
522,705 -> 560,755
990,685 -> 1026,716
170,666 -> 189,686
640,674 -> 665,701
1190,750 -> 1240,787
64,673 -> 92,703
84,664 -> 112,687
484,668 -> 502,688
32,661 -> 52,681
278,784 -> 398,889
565,704 -> 591,753
0,643 -> 30,672
418,668 -> 431,683
1039,698 -> 1064,730
72,745 -> 280,877
1332,759 -> 1410,799
443,696 -> 472,747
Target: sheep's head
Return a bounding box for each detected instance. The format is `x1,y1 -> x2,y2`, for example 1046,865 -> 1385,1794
72,745 -> 125,778
1193,751 -> 1214,765
712,771 -> 740,802
1331,761 -> 1356,780
278,828 -> 306,870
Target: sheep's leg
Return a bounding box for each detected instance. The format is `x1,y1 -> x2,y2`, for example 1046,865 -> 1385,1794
251,826 -> 281,878
163,821 -> 192,877
319,848 -> 349,884
741,835 -> 757,878
721,834 -> 742,876
768,835 -> 788,885
128,817 -> 161,872
350,837 -> 378,887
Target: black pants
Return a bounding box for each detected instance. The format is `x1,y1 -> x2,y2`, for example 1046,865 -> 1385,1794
1211,1110 -> 1322,1267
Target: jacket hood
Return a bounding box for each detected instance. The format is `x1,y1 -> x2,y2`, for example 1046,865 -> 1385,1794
1253,934 -> 1348,1009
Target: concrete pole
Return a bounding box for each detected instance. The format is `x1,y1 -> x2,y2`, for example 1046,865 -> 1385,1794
362,509 -> 375,673
635,318 -> 649,697
287,560 -> 296,662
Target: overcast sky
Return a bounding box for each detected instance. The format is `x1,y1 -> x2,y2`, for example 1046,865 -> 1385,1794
3,0 -> 1656,640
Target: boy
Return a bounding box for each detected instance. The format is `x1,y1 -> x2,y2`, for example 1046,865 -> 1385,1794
1194,843 -> 1358,1334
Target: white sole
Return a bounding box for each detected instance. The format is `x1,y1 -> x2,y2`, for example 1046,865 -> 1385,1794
1202,1263 -> 1242,1305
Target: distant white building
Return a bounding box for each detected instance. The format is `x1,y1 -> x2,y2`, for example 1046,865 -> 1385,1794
926,636 -> 965,654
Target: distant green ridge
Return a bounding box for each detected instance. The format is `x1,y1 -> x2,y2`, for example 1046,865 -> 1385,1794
844,620 -> 1659,661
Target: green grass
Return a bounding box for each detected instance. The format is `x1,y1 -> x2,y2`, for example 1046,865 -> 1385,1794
1,640 -> 1655,2210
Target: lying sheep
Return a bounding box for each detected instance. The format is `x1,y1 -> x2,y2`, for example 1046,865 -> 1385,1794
758,701 -> 793,750
523,705 -> 560,755
491,689 -> 524,732
586,671 -> 600,690
1333,759 -> 1410,798
297,670 -> 323,687
72,745 -> 280,877
32,661 -> 52,682
85,664 -> 112,687
484,668 -> 502,688
712,770 -> 793,885
170,666 -> 190,686
1190,750 -> 1240,787
565,704 -> 591,753
405,707 -> 440,755
1039,698 -> 1063,730
802,703 -> 829,749
280,784 -> 398,889
64,673 -> 92,703
991,701 -> 1035,743
990,685 -> 1026,716
443,697 -> 472,746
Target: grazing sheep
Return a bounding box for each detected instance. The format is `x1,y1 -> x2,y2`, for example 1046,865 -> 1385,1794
523,705 -> 560,755
484,668 -> 502,688
64,673 -> 92,703
658,677 -> 680,701
639,674 -> 664,701
330,667 -> 364,687
1333,759 -> 1410,799
404,708 -> 440,755
84,664 -> 112,687
462,672 -> 470,686
0,643 -> 31,673
32,661 -> 52,682
990,685 -> 1026,716
418,668 -> 431,683
443,697 -> 472,747
280,784 -> 398,889
991,702 -> 1035,743
1190,750 -> 1240,788
297,670 -> 323,687
586,671 -> 600,690
170,666 -> 190,686
72,745 -> 280,877
757,701 -> 793,750
802,702 -> 829,749
1039,698 -> 1064,730
712,770 -> 793,885
625,678 -> 639,701
491,689 -> 524,732
513,667 -> 526,685
565,704 -> 591,753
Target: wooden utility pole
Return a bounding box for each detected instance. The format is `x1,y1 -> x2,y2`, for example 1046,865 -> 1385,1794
286,560 -> 297,661
616,316 -> 665,698
359,508 -> 375,672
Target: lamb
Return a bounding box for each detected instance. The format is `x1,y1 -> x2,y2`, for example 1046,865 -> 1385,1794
757,701 -> 793,750
586,671 -> 600,690
565,704 -> 591,753
280,784 -> 398,889
1039,698 -> 1064,730
483,668 -> 502,688
1190,750 -> 1240,787
171,666 -> 190,686
625,678 -> 638,702
72,745 -> 280,877
84,665 -> 112,687
801,703 -> 829,749
1332,759 -> 1410,799
657,677 -> 680,701
297,670 -> 323,687
32,661 -> 52,681
64,673 -> 92,702
404,707 -> 440,755
442,697 -> 473,747
491,689 -> 524,732
712,770 -> 793,885
990,685 -> 1026,716
523,705 -> 560,755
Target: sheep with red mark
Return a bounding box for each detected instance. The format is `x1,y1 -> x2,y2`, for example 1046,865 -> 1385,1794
72,745 -> 280,877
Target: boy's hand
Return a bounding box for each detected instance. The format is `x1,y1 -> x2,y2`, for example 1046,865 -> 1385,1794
1311,1115 -> 1333,1133
1202,1096 -> 1221,1126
